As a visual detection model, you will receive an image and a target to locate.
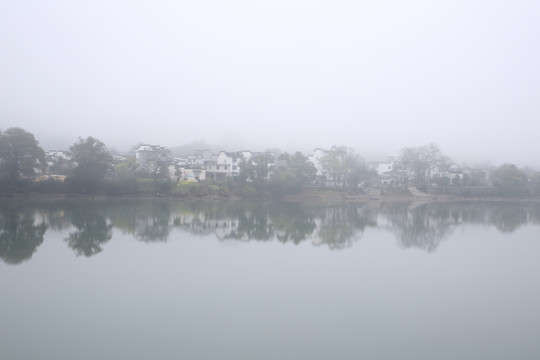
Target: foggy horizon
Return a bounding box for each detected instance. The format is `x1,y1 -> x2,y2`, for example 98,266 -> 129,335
2,1 -> 539,167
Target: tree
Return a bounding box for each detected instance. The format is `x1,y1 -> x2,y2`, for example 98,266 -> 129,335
531,172 -> 540,196
269,152 -> 317,194
134,145 -> 171,180
114,156 -> 138,181
319,146 -> 366,187
343,149 -> 368,188
399,143 -> 450,188
0,128 -> 47,183
491,163 -> 527,196
319,146 -> 346,186
239,152 -> 274,184
69,137 -> 113,191
151,149 -> 171,181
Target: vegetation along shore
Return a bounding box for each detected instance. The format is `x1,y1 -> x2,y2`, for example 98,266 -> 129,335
2,127 -> 540,200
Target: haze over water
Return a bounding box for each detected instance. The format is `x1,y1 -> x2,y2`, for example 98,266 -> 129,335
2,1 -> 540,166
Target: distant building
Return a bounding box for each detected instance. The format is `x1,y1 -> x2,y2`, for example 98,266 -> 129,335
368,157 -> 398,185
205,151 -> 252,180
307,148 -> 326,177
45,150 -> 74,175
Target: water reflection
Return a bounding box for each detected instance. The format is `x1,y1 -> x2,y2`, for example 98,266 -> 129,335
65,205 -> 112,257
270,203 -> 317,245
0,206 -> 46,264
109,202 -> 172,242
491,206 -> 530,233
384,203 -> 456,252
1,200 -> 540,264
313,205 -> 377,249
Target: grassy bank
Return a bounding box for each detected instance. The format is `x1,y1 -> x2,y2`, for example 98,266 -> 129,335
2,179 -> 539,203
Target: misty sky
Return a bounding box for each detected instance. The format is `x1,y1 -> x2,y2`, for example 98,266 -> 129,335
1,0 -> 539,165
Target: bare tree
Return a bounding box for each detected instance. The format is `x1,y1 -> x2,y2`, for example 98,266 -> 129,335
399,143 -> 450,187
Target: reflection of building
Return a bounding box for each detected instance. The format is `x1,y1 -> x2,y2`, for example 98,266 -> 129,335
310,207 -> 371,249
171,210 -> 247,240
214,219 -> 249,241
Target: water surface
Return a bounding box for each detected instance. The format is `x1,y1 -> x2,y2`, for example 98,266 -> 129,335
1,200 -> 539,359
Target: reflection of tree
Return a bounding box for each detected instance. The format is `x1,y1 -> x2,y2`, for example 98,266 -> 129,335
380,201 -> 540,252
384,203 -> 454,252
313,205 -> 377,250
168,202 -> 376,248
489,204 -> 529,233
38,206 -> 72,231
269,203 -> 316,245
7,199 -> 540,263
108,201 -> 172,242
133,203 -> 171,242
527,204 -> 540,226
0,209 -> 47,264
174,202 -> 235,237
65,207 -> 112,257
230,206 -> 274,241
174,211 -> 212,236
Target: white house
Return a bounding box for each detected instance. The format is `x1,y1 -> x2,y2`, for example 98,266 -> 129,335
45,150 -> 73,175
368,157 -> 396,176
307,148 -> 327,178
205,151 -> 252,180
180,168 -> 206,182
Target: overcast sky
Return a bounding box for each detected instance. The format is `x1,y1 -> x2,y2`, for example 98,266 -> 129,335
1,0 -> 539,165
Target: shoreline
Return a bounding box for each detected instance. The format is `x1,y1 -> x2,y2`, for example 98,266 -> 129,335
1,188 -> 539,204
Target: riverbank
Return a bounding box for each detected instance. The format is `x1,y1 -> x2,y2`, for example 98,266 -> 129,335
2,185 -> 537,204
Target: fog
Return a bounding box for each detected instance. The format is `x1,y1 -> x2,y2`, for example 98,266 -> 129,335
1,0 -> 539,166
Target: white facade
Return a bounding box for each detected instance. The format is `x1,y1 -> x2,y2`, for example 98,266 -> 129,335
180,168 -> 206,182
368,158 -> 395,176
307,148 -> 327,177
206,151 -> 252,179
46,150 -> 71,161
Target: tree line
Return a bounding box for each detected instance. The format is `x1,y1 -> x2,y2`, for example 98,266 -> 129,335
0,128 -> 114,194
396,143 -> 540,196
0,128 -> 366,196
1,127 -> 540,197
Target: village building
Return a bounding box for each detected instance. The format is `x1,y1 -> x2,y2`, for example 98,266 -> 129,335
368,157 -> 398,185
205,151 -> 252,180
45,150 -> 74,175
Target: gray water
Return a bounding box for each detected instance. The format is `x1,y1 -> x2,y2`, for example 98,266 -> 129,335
1,199 -> 539,360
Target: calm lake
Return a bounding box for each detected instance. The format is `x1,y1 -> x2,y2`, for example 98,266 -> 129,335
1,199 -> 540,360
